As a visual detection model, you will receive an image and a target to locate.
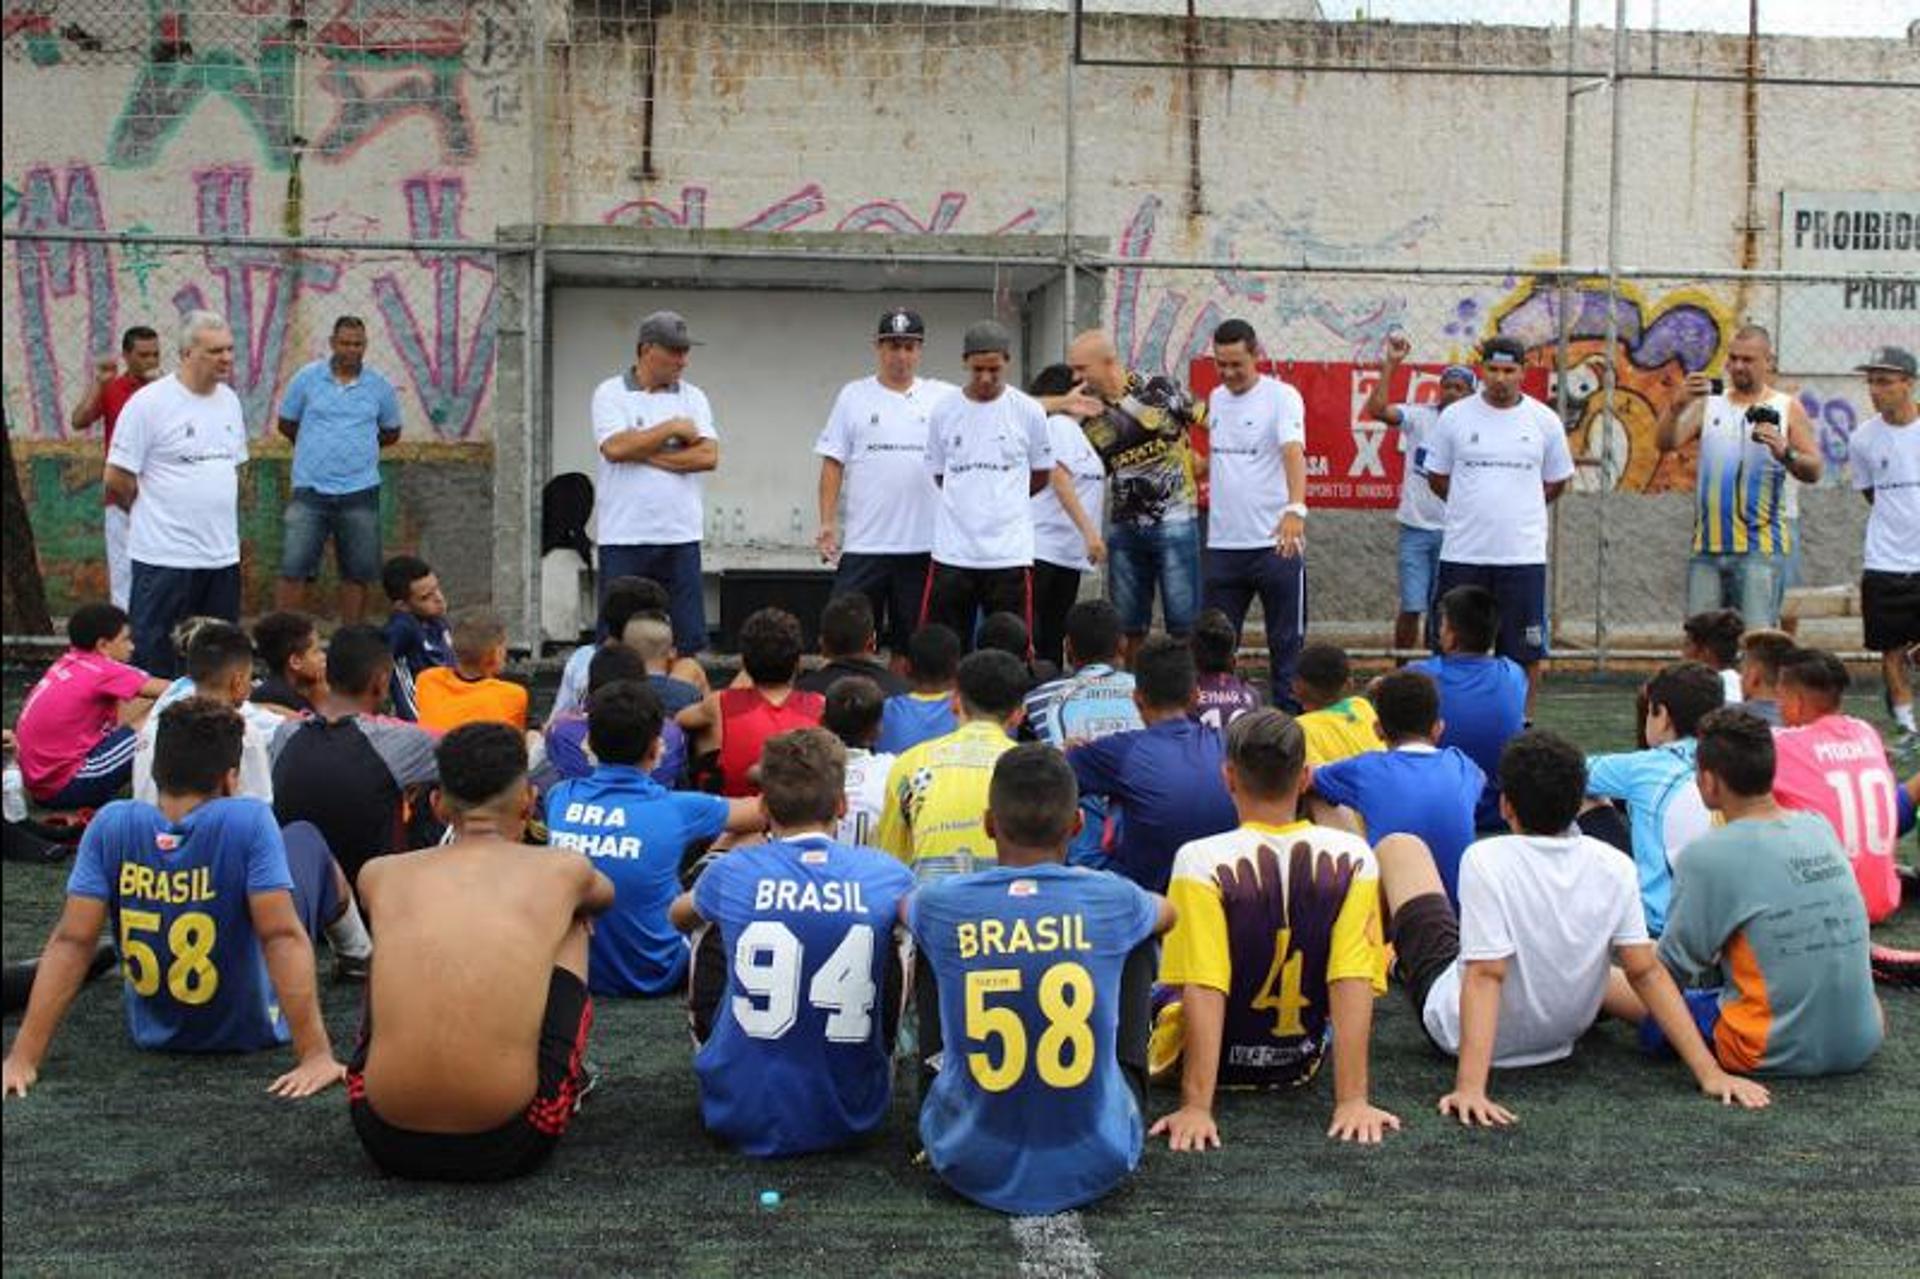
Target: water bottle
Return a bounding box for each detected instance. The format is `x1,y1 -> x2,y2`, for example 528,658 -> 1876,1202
2,754 -> 26,824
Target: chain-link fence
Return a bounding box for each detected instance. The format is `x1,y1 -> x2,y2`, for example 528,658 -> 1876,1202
3,1 -> 1915,651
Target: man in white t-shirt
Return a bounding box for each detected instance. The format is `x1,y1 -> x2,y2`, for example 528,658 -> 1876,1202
105,310 -> 249,678
1376,728 -> 1770,1126
591,310 -> 718,656
814,308 -> 957,659
1202,319 -> 1309,709
922,321 -> 1053,648
1027,363 -> 1108,668
1362,333 -> 1478,656
1847,346 -> 1919,742
1423,336 -> 1575,715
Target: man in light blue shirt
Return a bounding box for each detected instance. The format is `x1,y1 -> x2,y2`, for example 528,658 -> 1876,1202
275,316 -> 403,623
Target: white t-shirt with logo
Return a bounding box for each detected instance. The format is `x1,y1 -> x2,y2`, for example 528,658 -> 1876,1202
106,374 -> 248,569
1031,414 -> 1107,571
835,747 -> 896,848
591,371 -> 718,546
1393,402 -> 1450,531
1422,831 -> 1649,1068
1204,375 -> 1307,551
1425,393 -> 1574,566
814,375 -> 956,555
925,388 -> 1052,570
1848,414 -> 1920,573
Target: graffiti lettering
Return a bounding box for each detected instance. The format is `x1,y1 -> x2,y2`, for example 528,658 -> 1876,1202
108,12 -> 298,170
371,176 -> 496,439
12,163 -> 117,437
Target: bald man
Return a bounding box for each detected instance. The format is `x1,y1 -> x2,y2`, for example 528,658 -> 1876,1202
1061,331 -> 1207,663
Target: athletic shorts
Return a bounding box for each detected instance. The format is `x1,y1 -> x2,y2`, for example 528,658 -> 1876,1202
347,967 -> 593,1181
1432,561 -> 1550,663
1389,892 -> 1461,1052
1861,570 -> 1920,654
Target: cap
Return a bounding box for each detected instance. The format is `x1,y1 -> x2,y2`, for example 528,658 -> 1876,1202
1854,345 -> 1916,377
962,320 -> 1012,357
1480,335 -> 1527,367
637,310 -> 700,349
877,308 -> 925,340
1439,363 -> 1478,387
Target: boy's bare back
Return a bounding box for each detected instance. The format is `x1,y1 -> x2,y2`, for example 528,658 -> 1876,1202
357,837 -> 606,1133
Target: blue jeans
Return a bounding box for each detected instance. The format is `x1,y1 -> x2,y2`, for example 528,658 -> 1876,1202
599,541 -> 707,655
1107,518 -> 1201,637
1204,547 -> 1308,710
280,485 -> 382,581
129,561 -> 241,677
1685,553 -> 1780,629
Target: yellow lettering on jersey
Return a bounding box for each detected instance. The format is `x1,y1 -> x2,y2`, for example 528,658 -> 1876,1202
118,864 -> 215,904
968,914 -> 1091,956
957,923 -> 978,959
979,919 -> 1006,954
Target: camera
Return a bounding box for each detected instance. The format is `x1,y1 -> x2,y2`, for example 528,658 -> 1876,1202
1745,405 -> 1781,427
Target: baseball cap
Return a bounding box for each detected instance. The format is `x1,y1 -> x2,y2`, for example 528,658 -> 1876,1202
1440,364 -> 1478,388
637,310 -> 700,349
877,308 -> 925,340
1854,345 -> 1916,377
1480,336 -> 1527,367
962,320 -> 1012,357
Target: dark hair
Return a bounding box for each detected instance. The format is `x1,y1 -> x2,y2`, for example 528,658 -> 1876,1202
325,624 -> 393,697
817,593 -> 877,659
1739,628 -> 1796,684
1777,647 -> 1850,708
380,554 -> 434,604
1682,609 -> 1744,668
587,679 -> 663,766
1212,318 -> 1258,351
1646,661 -> 1725,738
151,697 -> 243,796
587,642 -> 648,693
252,611 -> 316,677
436,722 -> 528,811
759,727 -> 846,827
739,608 -> 804,686
906,624 -> 962,686
450,607 -> 507,666
977,612 -> 1031,662
331,314 -> 367,335
1028,362 -> 1078,398
1189,608 -> 1239,676
1295,642 -> 1350,701
1064,600 -> 1122,666
956,650 -> 1029,717
67,601 -> 129,652
600,576 -> 670,637
823,675 -> 885,749
1694,707 -> 1776,797
1134,634 -> 1197,711
1372,669 -> 1440,742
1481,335 -> 1527,365
1437,585 -> 1499,655
121,325 -> 158,353
988,744 -> 1080,849
1225,708 -> 1307,800
184,621 -> 254,686
1498,729 -> 1587,835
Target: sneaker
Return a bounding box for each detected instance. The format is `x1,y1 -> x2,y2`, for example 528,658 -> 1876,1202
574,1061 -> 603,1112
331,951 -> 371,984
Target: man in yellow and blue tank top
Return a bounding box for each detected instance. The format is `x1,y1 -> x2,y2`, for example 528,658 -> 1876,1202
1656,325 -> 1822,627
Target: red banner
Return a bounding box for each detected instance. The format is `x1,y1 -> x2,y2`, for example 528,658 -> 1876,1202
1188,360 -> 1551,509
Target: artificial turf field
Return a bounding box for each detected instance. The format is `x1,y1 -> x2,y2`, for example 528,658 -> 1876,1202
4,676 -> 1918,1276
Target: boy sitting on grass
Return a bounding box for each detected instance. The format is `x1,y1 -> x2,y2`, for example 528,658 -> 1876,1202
14,602 -> 171,810
1734,627 -> 1795,727
548,576 -> 709,728
877,624 -> 962,755
677,608 -> 824,798
1374,729 -> 1771,1127
250,610 -> 327,715
1189,607 -> 1261,732
1292,642 -> 1382,767
1410,585 -> 1528,832
414,607 -> 529,734
378,555 -> 452,722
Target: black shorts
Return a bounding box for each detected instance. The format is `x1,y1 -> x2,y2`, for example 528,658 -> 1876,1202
1861,570 -> 1920,654
1390,893 -> 1461,1052
347,968 -> 594,1182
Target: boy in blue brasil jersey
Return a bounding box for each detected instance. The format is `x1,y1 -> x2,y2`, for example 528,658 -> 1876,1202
5,698 -> 345,1099
908,745 -> 1175,1216
671,728 -> 914,1157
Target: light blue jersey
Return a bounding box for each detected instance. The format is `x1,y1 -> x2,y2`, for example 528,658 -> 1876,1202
1585,740 -> 1709,935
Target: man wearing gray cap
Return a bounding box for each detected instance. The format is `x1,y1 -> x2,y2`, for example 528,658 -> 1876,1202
814,308 -> 957,657
1848,345 -> 1919,742
590,310 -> 718,655
921,321 -> 1053,646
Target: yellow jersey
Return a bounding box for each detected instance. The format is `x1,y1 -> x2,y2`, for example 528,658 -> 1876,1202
875,720 -> 1015,880
1297,696 -> 1382,768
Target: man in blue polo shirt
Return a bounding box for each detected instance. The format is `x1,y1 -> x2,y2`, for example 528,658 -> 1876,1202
544,680 -> 763,997
275,316 -> 403,624
1068,635 -> 1239,892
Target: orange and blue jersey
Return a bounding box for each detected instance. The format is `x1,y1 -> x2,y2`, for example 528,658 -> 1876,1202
1692,393 -> 1795,556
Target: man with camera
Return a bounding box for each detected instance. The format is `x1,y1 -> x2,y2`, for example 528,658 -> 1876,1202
1656,324 -> 1821,628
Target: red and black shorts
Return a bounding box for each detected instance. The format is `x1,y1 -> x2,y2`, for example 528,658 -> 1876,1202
347,968 -> 594,1182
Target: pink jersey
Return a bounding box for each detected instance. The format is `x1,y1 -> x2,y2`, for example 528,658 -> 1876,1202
1772,715 -> 1902,923
15,650 -> 150,800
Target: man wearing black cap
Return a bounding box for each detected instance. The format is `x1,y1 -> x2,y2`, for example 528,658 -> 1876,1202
921,321 -> 1053,646
1422,336 -> 1574,715
814,308 -> 958,658
590,310 -> 717,656
1848,345 -> 1920,742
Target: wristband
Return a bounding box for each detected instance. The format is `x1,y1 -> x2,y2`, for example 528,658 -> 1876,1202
1282,503 -> 1309,519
